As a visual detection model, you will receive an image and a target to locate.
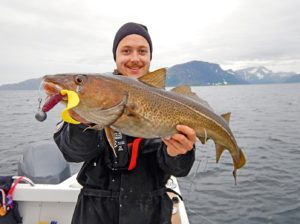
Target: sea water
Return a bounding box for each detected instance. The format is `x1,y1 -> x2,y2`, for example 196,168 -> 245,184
0,83 -> 299,223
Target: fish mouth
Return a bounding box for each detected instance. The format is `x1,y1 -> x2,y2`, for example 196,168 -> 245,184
42,81 -> 67,101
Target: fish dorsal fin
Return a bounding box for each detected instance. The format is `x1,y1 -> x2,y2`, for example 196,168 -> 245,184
171,85 -> 213,110
138,68 -> 166,89
170,85 -> 192,94
221,112 -> 231,123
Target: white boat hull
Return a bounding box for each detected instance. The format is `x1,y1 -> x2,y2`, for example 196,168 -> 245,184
14,174 -> 189,224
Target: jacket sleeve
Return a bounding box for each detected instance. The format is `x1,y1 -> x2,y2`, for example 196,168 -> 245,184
158,144 -> 195,177
143,139 -> 195,177
53,122 -> 103,162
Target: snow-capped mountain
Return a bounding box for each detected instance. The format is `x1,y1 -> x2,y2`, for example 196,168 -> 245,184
232,66 -> 296,84
166,60 -> 247,86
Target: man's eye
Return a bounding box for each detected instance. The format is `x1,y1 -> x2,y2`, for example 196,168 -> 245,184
139,49 -> 148,55
122,49 -> 130,54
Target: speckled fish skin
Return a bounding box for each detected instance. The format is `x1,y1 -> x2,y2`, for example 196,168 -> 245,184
42,69 -> 246,179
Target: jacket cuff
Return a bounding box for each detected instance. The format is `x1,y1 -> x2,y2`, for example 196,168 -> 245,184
158,144 -> 195,177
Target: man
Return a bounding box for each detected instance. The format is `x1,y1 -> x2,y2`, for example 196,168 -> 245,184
54,22 -> 196,224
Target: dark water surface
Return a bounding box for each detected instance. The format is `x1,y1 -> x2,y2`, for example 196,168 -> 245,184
1,83 -> 299,223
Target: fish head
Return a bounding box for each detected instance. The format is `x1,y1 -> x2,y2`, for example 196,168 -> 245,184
42,74 -> 126,121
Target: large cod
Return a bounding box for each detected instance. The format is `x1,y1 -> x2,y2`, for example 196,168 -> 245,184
42,68 -> 246,181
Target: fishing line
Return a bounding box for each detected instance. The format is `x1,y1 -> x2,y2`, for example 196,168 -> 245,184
185,158 -> 216,224
37,81 -> 44,111
35,81 -> 48,122
186,159 -> 201,207
185,153 -> 217,224
197,215 -> 217,224
186,153 -> 209,203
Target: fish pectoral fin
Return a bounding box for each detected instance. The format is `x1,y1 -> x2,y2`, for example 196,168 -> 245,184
84,94 -> 127,127
124,105 -> 152,123
138,68 -> 167,89
221,112 -> 231,123
215,143 -> 226,163
124,103 -> 138,117
112,105 -> 155,133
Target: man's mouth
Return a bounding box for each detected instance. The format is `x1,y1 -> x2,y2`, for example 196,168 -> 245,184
128,67 -> 140,70
127,66 -> 142,74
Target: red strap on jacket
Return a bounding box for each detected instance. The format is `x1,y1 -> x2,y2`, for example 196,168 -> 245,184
128,138 -> 143,171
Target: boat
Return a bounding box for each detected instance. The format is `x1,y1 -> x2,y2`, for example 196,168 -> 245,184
10,141 -> 190,224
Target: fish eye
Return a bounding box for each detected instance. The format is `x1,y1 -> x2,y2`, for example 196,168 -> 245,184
74,75 -> 87,85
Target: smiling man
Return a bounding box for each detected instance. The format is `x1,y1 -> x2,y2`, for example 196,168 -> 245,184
113,22 -> 152,78
54,22 -> 196,224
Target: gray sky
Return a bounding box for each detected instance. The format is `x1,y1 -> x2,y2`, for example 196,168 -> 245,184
1,0 -> 299,85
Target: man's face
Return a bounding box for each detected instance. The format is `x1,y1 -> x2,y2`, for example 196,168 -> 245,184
115,34 -> 151,78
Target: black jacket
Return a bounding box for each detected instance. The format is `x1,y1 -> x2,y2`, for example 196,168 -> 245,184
54,122 -> 195,224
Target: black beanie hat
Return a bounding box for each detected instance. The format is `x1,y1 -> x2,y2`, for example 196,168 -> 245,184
113,22 -> 153,61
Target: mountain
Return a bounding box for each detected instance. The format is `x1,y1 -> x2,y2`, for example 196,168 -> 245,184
0,78 -> 42,90
1,61 -> 299,90
284,74 -> 300,83
233,66 -> 296,84
166,60 -> 247,86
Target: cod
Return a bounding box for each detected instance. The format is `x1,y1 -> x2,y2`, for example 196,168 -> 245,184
42,68 -> 246,182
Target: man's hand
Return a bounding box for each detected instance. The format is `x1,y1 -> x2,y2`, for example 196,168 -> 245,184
162,125 -> 196,157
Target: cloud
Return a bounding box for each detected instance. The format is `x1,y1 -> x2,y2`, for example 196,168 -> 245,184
193,0 -> 300,70
0,0 -> 300,84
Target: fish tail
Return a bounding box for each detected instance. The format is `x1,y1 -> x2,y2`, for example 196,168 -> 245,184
235,147 -> 246,169
232,147 -> 246,184
233,169 -> 237,185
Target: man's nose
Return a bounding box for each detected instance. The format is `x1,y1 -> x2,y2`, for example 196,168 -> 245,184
130,51 -> 140,61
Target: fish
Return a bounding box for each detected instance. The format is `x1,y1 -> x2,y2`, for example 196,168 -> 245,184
42,68 -> 246,182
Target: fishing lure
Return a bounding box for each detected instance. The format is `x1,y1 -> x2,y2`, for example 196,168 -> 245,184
35,90 -> 80,124
35,92 -> 63,122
